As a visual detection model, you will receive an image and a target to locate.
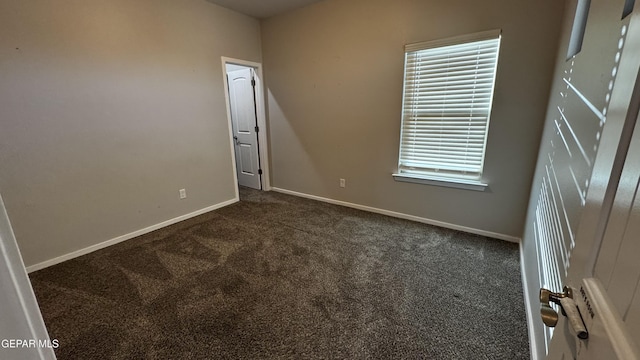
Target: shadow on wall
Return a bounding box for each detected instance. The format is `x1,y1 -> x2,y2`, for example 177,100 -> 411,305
266,88 -> 326,192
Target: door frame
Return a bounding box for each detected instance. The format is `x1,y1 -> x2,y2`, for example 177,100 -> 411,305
221,57 -> 271,195
0,194 -> 57,360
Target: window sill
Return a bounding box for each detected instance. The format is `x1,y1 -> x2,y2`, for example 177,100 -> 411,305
392,173 -> 488,192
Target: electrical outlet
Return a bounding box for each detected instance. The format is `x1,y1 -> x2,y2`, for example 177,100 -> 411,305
339,179 -> 346,188
179,189 -> 187,199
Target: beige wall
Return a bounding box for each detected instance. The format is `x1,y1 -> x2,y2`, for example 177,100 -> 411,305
0,0 -> 261,268
261,0 -> 565,238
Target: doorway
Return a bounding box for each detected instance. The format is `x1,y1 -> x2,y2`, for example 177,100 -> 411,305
222,58 -> 270,192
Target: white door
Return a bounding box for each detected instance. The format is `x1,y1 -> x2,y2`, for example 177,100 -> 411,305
546,90 -> 640,359
539,1 -> 640,356
0,194 -> 57,360
227,68 -> 261,190
523,0 -> 640,358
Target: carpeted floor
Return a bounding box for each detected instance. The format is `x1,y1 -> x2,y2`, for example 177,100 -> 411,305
29,188 -> 530,359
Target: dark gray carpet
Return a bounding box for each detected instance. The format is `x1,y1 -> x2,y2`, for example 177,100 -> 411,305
29,188 -> 530,359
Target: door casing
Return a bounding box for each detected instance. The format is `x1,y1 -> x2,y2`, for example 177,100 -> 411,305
221,57 -> 271,195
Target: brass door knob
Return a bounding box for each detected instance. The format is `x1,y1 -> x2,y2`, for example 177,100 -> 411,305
539,286 -> 588,339
540,303 -> 559,327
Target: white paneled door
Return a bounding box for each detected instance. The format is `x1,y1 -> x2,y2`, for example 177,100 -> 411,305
525,0 -> 640,358
547,97 -> 640,359
532,0 -> 640,357
227,68 -> 262,190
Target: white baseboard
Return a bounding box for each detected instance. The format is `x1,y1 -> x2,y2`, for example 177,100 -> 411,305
26,197 -> 239,273
270,187 -> 521,243
520,241 -> 543,360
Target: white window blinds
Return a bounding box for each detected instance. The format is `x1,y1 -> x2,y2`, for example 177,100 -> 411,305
398,30 -> 501,180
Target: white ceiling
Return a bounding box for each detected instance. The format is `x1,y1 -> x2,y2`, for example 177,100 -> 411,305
206,0 -> 323,19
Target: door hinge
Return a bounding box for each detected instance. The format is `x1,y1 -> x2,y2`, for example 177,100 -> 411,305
258,169 -> 263,175
251,78 -> 256,87
255,126 -> 259,133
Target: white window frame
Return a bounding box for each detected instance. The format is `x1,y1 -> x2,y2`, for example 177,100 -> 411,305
393,30 -> 502,191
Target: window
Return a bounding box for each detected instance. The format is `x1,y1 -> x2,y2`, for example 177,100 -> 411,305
394,30 -> 501,190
